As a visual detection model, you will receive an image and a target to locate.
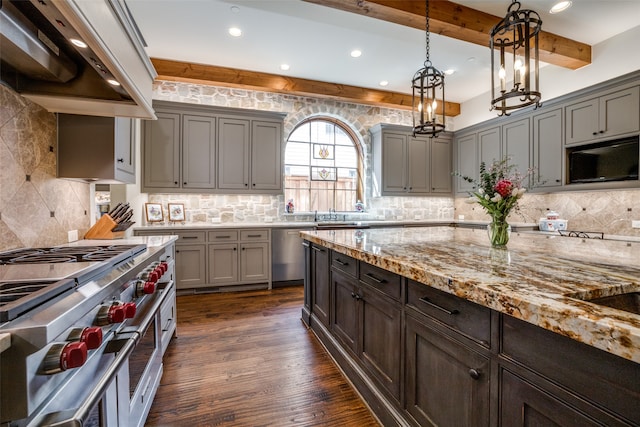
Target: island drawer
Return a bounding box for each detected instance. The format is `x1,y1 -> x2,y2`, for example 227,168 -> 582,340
175,231 -> 206,243
331,252 -> 357,277
208,230 -> 239,241
359,262 -> 401,300
406,280 -> 491,345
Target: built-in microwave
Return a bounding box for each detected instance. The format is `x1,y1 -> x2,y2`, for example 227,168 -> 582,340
567,136 -> 639,184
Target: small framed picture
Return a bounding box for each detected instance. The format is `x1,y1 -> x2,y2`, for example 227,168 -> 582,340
168,203 -> 185,222
145,203 -> 164,223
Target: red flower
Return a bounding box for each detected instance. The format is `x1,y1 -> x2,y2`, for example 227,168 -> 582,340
494,179 -> 513,198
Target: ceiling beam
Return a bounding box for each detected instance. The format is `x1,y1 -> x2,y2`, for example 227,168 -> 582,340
151,58 -> 462,116
303,0 -> 591,70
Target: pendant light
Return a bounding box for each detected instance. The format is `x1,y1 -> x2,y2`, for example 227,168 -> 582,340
490,0 -> 542,116
412,0 -> 445,137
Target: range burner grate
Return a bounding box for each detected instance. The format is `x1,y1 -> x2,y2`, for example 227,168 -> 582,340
0,245 -> 145,265
0,279 -> 75,322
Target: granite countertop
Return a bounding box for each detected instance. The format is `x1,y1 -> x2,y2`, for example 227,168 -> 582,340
299,226 -> 640,363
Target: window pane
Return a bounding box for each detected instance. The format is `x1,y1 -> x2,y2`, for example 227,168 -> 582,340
335,126 -> 351,146
284,142 -> 310,165
334,145 -> 356,167
310,121 -> 333,144
288,124 -> 310,142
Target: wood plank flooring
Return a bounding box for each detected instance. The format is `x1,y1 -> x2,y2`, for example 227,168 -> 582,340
145,286 -> 380,426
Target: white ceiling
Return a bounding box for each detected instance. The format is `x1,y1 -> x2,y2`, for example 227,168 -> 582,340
125,0 -> 640,104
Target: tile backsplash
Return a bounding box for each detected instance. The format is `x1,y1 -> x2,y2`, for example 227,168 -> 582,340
0,84 -> 90,251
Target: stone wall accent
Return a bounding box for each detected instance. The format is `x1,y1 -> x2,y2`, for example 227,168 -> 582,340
0,84 -> 90,251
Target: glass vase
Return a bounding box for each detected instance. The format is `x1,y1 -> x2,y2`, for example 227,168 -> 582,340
487,220 -> 511,248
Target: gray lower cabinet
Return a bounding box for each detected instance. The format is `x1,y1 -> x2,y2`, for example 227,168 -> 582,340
175,244 -> 206,289
303,241 -> 639,427
372,124 -> 452,196
405,313 -> 490,426
134,228 -> 271,290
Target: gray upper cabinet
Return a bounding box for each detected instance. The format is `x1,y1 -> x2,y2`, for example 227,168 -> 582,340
57,114 -> 136,184
533,108 -> 563,188
218,117 -> 250,190
455,133 -> 477,193
565,85 -> 639,145
143,111 -> 181,190
502,118 -> 532,186
183,114 -> 216,189
372,124 -> 452,196
218,117 -> 283,192
251,120 -> 283,191
142,101 -> 284,194
478,126 -> 501,166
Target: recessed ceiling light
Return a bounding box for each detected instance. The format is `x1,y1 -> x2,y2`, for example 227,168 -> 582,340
280,64 -> 290,71
550,1 -> 572,14
70,38 -> 87,48
230,6 -> 240,13
444,69 -> 455,75
350,50 -> 362,58
107,79 -> 120,86
228,27 -> 242,37
379,80 -> 389,87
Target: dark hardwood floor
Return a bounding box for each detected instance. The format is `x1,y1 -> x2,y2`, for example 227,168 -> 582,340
145,286 -> 380,426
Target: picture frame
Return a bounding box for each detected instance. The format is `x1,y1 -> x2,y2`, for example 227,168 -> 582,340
145,203 -> 164,223
168,203 -> 185,222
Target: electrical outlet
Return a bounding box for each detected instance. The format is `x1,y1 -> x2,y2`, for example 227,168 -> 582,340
68,230 -> 78,242
632,220 -> 640,229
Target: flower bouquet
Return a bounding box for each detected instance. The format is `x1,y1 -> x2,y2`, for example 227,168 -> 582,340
456,157 -> 535,247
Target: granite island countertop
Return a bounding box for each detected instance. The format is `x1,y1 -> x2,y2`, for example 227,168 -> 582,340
300,226 -> 640,363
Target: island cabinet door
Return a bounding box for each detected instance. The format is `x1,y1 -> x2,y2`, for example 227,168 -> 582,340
310,244 -> 330,327
330,268 -> 359,354
405,314 -> 490,427
500,369 -> 602,427
359,285 -> 402,402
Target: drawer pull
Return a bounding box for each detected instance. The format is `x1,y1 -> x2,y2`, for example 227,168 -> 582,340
246,234 -> 261,238
181,236 -> 198,240
364,273 -> 385,284
335,259 -> 348,266
312,247 -> 324,252
468,368 -> 481,380
419,297 -> 459,316
215,235 -> 231,239
351,292 -> 361,301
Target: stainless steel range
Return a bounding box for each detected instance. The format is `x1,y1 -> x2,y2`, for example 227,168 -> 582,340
0,238 -> 177,427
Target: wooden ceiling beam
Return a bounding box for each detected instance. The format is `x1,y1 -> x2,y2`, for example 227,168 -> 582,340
303,0 -> 591,70
151,58 -> 462,116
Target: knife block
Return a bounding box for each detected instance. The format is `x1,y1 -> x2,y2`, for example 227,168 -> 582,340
84,214 -> 125,240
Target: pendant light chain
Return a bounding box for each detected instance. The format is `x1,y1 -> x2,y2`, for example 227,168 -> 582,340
424,0 -> 430,66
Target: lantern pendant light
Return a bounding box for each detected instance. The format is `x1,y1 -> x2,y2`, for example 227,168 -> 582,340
490,0 -> 542,116
412,0 -> 445,137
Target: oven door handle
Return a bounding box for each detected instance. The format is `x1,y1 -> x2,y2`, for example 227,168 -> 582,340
42,337 -> 136,427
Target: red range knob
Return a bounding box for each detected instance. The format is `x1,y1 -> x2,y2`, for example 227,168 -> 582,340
159,262 -> 168,273
140,269 -> 159,283
80,327 -> 103,350
61,342 -> 87,370
97,303 -> 126,325
123,302 -> 137,319
135,280 -> 155,297
154,266 -> 164,277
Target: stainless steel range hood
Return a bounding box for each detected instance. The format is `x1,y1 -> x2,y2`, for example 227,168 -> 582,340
0,0 -> 156,119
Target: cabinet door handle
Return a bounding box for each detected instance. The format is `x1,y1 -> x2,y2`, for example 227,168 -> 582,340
233,247 -> 237,251
252,183 -> 256,186
117,158 -> 124,163
245,183 -> 248,187
241,247 -> 245,251
419,297 -> 459,315
302,242 -> 310,248
335,259 -> 348,266
312,247 -> 324,252
174,181 -> 178,185
592,131 -> 598,136
351,292 -> 361,301
364,273 -> 385,284
183,182 -> 187,185
468,368 -> 481,380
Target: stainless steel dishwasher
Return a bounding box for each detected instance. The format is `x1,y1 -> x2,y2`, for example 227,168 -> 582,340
271,228 -> 307,286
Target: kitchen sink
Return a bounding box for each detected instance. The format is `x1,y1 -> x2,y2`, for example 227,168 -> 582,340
315,222 -> 370,230
567,287 -> 640,316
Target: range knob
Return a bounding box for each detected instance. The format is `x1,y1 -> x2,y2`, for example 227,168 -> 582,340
122,302 -> 137,319
96,303 -> 126,326
139,268 -> 159,283
67,326 -> 103,350
42,342 -> 87,374
134,279 -> 155,297
158,261 -> 169,274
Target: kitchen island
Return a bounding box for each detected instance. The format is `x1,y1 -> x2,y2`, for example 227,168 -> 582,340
300,227 -> 639,427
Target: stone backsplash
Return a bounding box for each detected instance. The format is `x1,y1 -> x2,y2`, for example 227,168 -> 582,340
0,84 -> 90,251
454,189 -> 640,237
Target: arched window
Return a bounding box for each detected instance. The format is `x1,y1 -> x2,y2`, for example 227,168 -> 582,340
284,117 -> 362,212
